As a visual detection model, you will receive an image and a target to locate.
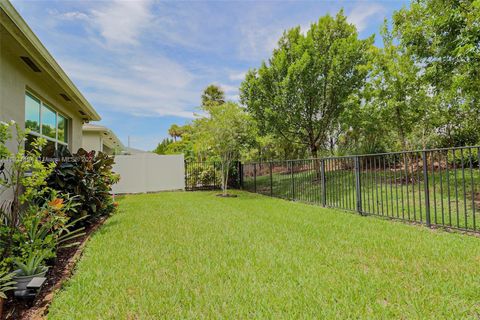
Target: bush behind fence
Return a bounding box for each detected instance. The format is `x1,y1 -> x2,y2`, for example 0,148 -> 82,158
241,146 -> 480,233
185,161 -> 241,191
185,146 -> 480,233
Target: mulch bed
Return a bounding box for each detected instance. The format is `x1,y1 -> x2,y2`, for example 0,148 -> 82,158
2,217 -> 106,320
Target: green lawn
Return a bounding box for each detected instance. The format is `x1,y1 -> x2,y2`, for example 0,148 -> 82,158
245,167 -> 480,230
47,191 -> 480,319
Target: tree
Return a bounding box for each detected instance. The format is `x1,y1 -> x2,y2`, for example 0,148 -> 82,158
392,0 -> 480,146
240,11 -> 373,158
366,24 -> 430,151
153,138 -> 173,154
201,84 -> 225,108
194,102 -> 252,196
168,124 -> 181,142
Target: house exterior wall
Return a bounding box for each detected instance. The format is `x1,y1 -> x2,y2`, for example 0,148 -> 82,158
82,131 -> 102,153
102,144 -> 113,155
0,24 -> 84,152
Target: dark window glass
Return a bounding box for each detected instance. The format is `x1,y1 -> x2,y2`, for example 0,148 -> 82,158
25,134 -> 38,153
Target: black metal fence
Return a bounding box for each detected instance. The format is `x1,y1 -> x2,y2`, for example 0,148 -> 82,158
241,146 -> 480,233
185,161 -> 241,191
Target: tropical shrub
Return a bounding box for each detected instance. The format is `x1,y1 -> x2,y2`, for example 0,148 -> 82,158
0,123 -> 87,279
0,122 -> 54,269
45,148 -> 119,224
13,191 -> 85,264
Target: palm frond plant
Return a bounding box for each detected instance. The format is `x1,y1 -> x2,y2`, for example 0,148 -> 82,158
0,270 -> 16,298
0,270 -> 17,317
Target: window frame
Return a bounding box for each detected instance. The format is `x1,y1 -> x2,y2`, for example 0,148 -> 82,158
25,91 -> 70,149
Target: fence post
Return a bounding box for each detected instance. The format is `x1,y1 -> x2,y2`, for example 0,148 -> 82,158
422,151 -> 431,227
320,159 -> 326,207
254,163 -> 257,193
238,161 -> 243,189
290,161 -> 295,200
184,160 -> 188,191
354,156 -> 363,214
213,162 -> 216,190
269,162 -> 273,197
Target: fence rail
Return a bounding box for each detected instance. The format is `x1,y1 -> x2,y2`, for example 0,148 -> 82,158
241,146 -> 480,233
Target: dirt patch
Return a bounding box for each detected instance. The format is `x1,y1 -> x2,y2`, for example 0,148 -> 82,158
2,217 -> 107,320
216,194 -> 238,198
475,192 -> 480,209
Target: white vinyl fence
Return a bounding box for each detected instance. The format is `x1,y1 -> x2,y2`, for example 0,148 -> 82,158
112,153 -> 185,194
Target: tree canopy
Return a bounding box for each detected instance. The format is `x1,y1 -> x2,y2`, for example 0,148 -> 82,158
240,11 -> 373,157
159,1 -> 480,163
201,84 -> 226,109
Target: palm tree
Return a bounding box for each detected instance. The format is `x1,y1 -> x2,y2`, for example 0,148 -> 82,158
168,124 -> 181,142
201,84 -> 225,108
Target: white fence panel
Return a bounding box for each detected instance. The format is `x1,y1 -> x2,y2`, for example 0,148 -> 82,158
112,154 -> 185,194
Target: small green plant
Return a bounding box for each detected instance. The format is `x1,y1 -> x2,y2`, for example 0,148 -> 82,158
14,252 -> 46,277
0,270 -> 16,299
15,192 -> 87,263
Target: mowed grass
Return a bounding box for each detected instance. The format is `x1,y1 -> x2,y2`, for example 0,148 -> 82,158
47,191 -> 480,319
246,168 -> 480,230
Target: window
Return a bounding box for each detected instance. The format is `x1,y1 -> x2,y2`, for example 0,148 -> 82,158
25,93 -> 40,132
57,114 -> 68,143
24,92 -> 69,151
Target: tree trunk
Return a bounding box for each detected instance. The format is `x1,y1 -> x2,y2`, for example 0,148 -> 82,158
224,167 -> 229,196
222,161 -> 230,196
221,162 -> 225,195
395,106 -> 407,151
310,144 -> 321,180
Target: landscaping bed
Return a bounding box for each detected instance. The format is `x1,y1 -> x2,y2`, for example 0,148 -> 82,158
0,124 -> 120,320
3,217 -> 105,320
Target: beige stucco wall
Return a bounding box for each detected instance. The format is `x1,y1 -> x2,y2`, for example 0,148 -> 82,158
102,144 -> 113,155
82,131 -> 102,153
0,24 -> 84,152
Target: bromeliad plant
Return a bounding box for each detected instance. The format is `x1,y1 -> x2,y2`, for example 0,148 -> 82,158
14,191 -> 86,264
13,252 -> 46,277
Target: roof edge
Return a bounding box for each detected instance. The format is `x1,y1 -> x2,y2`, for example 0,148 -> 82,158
0,0 -> 101,121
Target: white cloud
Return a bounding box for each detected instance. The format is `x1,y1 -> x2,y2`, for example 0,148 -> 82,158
56,11 -> 90,21
91,0 -> 153,46
61,54 -> 198,119
215,83 -> 238,94
56,0 -> 154,46
238,23 -> 281,61
229,71 -> 246,81
347,4 -> 386,32
227,94 -> 240,102
236,3 -> 285,61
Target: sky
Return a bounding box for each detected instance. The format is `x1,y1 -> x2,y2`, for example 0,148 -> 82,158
12,0 -> 408,151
